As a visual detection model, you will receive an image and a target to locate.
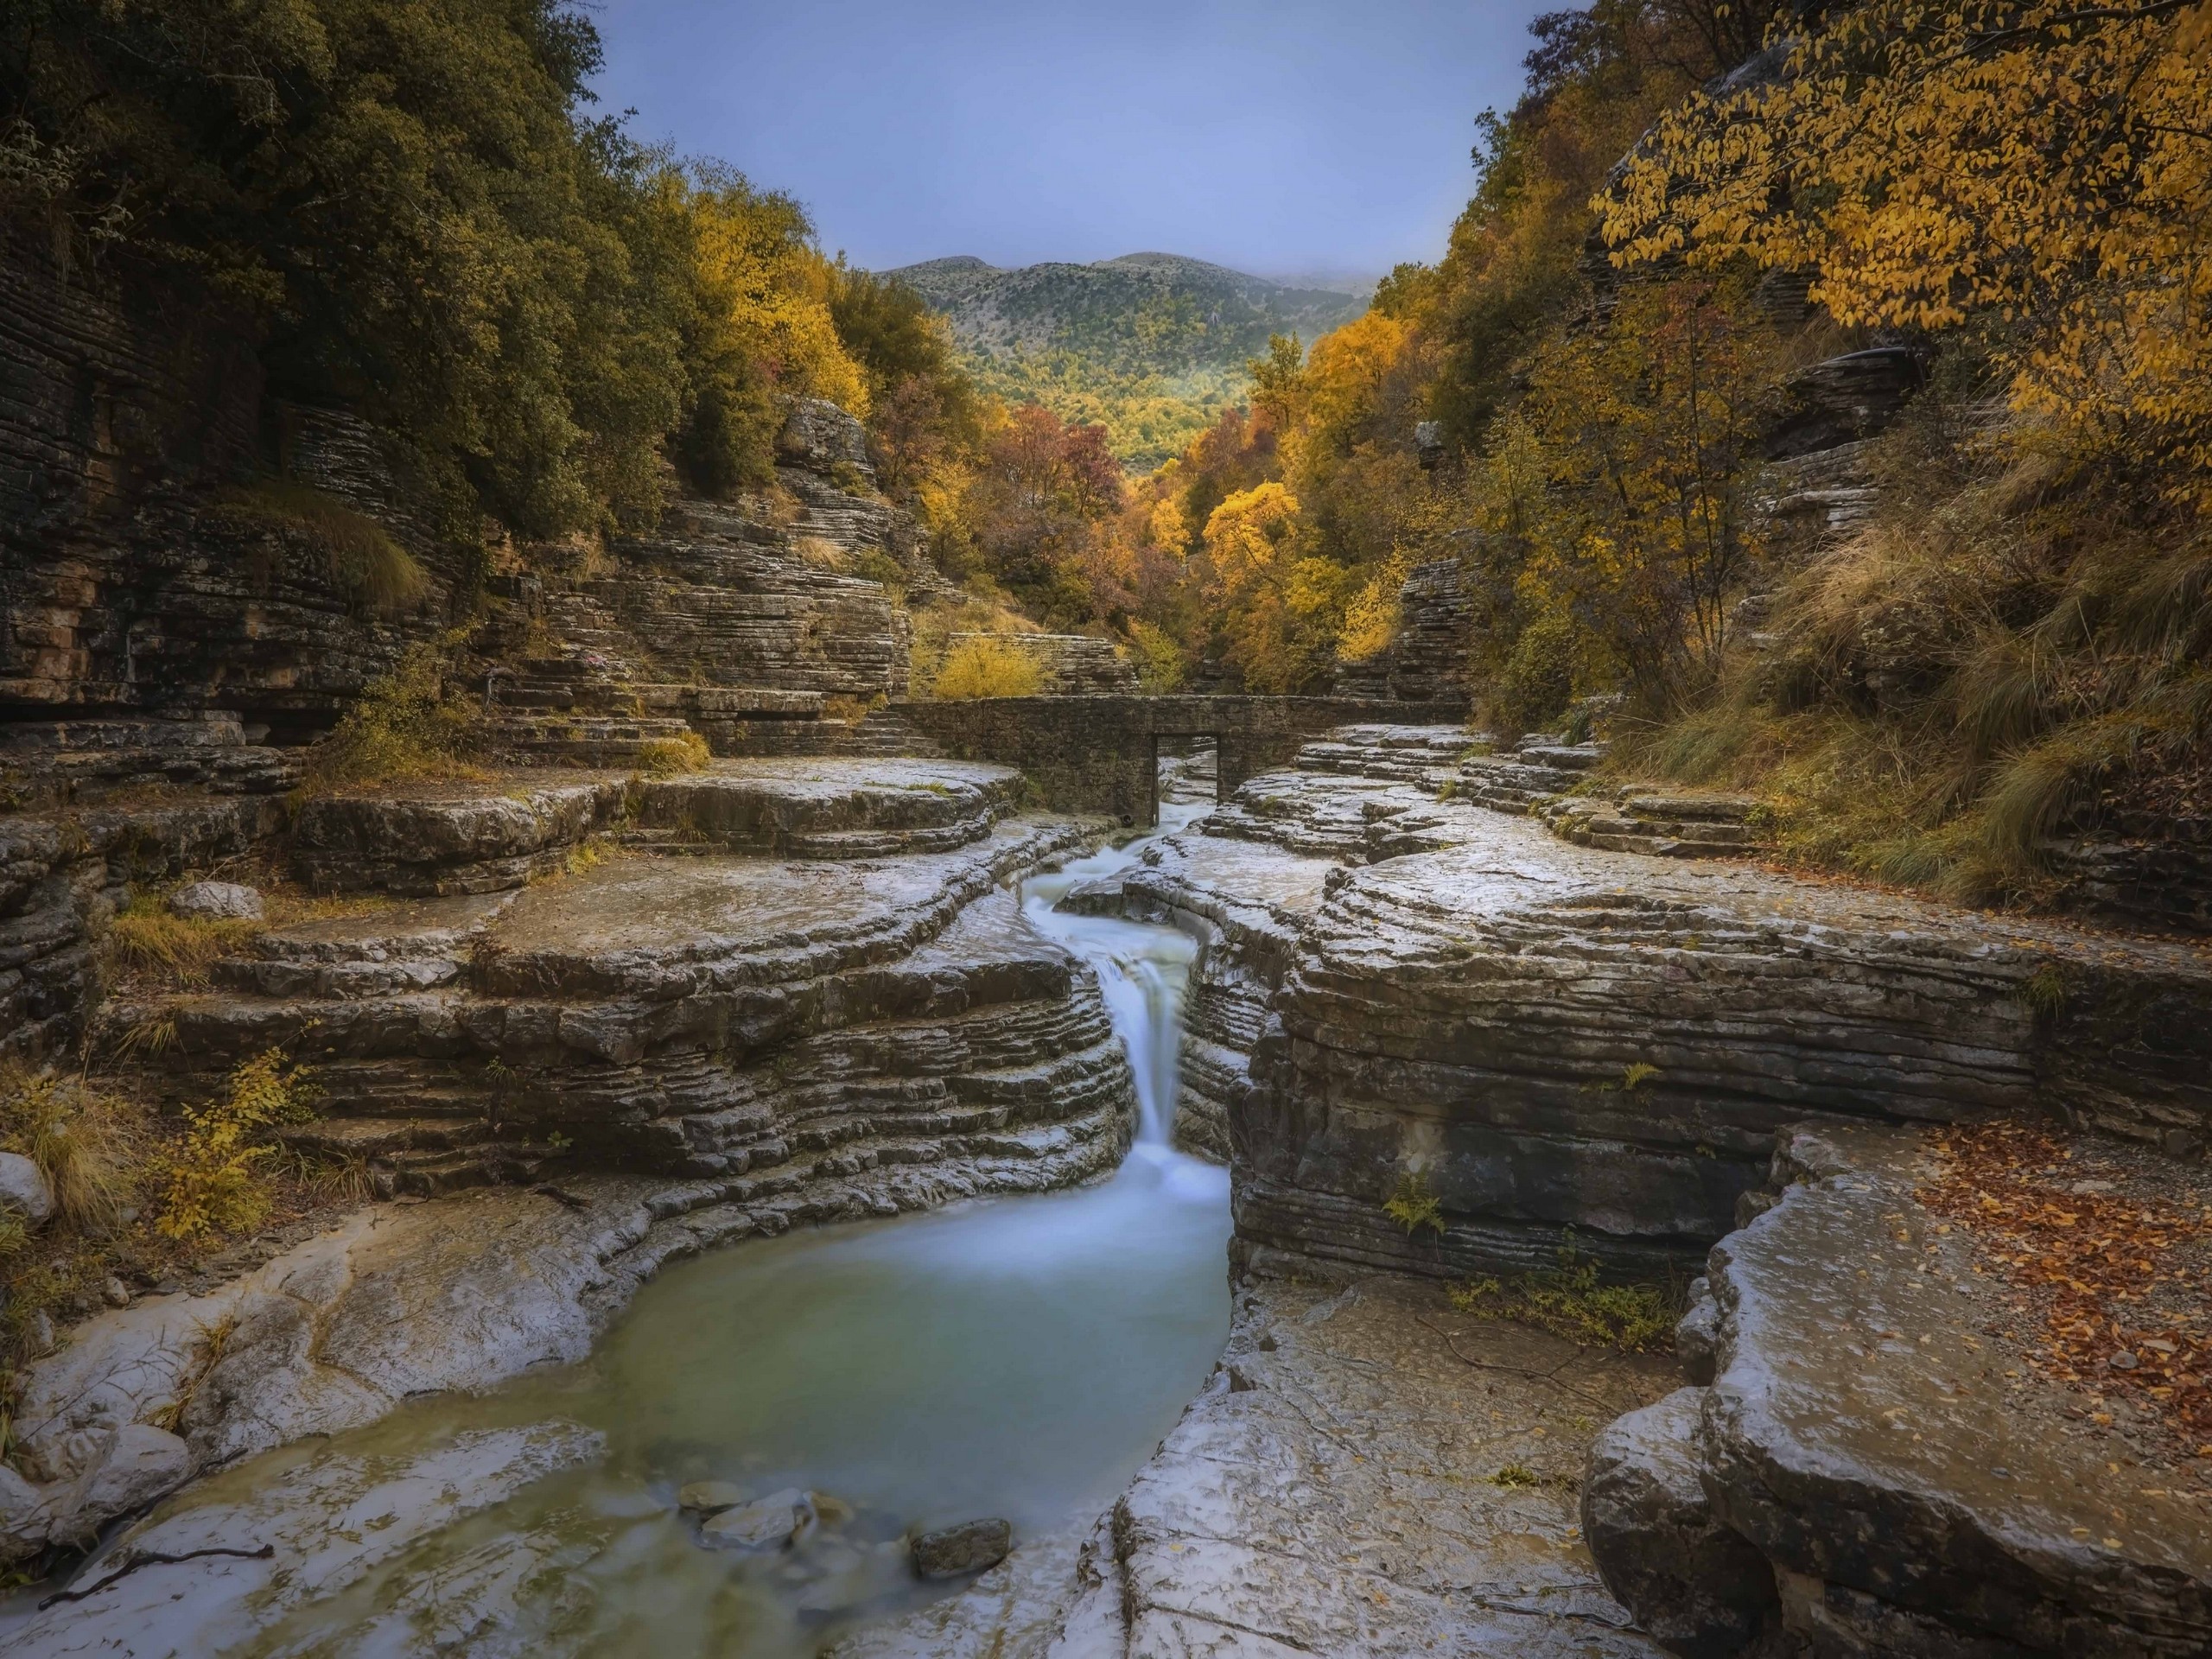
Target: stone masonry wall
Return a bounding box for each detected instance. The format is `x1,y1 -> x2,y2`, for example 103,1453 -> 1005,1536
899,694 -> 1471,825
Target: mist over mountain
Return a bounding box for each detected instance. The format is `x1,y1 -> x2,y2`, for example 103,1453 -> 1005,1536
886,252 -> 1370,467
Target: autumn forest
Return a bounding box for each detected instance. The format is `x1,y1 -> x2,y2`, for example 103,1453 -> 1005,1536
8,0 -> 2209,909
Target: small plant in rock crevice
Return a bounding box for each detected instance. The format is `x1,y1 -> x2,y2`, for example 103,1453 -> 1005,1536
2020,959 -> 2071,1028
1451,1236 -> 1681,1352
1384,1170 -> 1446,1237
155,1049 -> 319,1241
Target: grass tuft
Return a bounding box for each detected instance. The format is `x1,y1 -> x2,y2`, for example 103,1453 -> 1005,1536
219,479 -> 428,616
103,900 -> 259,987
0,1066 -> 130,1231
632,731 -> 711,776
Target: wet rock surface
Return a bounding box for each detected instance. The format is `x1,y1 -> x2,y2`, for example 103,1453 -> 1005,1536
1078,1274 -> 1671,1657
1688,1126 -> 2209,1656
2,1422 -> 604,1656
870,1272 -> 1675,1657
1127,725 -> 2212,1282
912,1517 -> 1014,1579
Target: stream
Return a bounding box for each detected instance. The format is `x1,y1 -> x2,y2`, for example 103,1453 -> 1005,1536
23,800 -> 1228,1656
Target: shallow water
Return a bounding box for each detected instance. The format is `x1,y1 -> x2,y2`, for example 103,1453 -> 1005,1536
25,806 -> 1230,1657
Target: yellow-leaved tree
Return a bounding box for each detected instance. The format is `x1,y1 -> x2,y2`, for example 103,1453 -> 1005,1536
1469,276 -> 1779,713
1198,482 -> 1357,693
668,165 -> 871,498
1603,0 -> 2212,497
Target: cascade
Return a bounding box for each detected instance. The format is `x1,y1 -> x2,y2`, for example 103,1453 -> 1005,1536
1019,799 -> 1205,1149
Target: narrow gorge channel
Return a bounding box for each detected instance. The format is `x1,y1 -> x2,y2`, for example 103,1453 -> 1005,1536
3,805 -> 1230,1657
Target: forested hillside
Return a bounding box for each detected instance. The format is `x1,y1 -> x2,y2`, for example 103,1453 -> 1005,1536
10,0 -> 2204,915
0,0 -> 976,551
887,253 -> 1367,466
997,0 -> 2210,912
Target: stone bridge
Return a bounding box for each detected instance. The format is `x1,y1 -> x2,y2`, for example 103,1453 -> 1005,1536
895,695 -> 1470,826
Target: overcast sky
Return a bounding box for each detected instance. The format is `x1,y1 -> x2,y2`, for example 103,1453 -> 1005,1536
588,0 -> 1551,287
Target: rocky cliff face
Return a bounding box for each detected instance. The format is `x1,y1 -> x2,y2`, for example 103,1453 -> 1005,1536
1107,726 -> 2212,1283
0,224 -> 927,760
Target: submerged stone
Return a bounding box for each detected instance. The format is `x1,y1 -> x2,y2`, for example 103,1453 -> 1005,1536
677,1478 -> 747,1515
911,1517 -> 1012,1579
701,1487 -> 816,1552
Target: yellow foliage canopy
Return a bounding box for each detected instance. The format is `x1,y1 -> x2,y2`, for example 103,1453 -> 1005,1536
1199,482 -> 1360,693
1604,0 -> 2212,493
676,172 -> 871,420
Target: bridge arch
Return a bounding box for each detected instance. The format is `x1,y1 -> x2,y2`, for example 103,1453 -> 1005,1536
897,695 -> 1468,827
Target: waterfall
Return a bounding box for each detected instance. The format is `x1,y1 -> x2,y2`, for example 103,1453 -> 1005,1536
1020,801 -> 1205,1147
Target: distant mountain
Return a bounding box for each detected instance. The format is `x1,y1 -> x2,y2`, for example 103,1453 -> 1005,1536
886,253 -> 1370,467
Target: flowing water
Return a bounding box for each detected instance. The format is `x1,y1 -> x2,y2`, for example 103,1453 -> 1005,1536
23,801 -> 1228,1656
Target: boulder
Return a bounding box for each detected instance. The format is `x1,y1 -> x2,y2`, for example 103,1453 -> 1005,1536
0,1463 -> 51,1562
167,880 -> 264,921
1675,1275 -> 1721,1387
699,1487 -> 815,1552
1694,1125 -> 2212,1656
51,1423 -> 193,1544
911,1516 -> 1013,1579
0,1150 -> 55,1226
1581,1388 -> 1777,1658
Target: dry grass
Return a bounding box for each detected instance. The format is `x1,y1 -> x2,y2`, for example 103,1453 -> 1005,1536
632,731 -> 711,776
218,479 -> 428,616
0,1066 -> 130,1232
1629,378 -> 2212,907
103,906 -> 260,988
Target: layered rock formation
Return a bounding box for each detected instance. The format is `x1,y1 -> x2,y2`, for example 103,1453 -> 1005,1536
1584,1125 -> 2212,1656
3,228 -> 925,766
4,753 -> 1139,1564
112,761 -> 1125,1190
1104,725 -> 2212,1282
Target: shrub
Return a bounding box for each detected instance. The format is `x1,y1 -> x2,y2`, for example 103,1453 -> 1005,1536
1493,611 -> 1580,738
1124,619 -> 1186,693
155,1049 -> 317,1241
1450,1236 -> 1680,1351
932,637 -> 1045,700
307,639 -> 484,787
